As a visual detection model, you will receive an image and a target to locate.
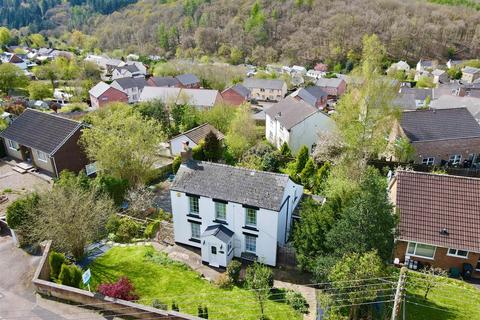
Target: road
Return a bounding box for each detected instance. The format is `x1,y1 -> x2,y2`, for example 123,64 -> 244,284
0,224 -> 109,320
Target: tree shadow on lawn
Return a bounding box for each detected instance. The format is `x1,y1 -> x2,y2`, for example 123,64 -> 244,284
269,288 -> 287,304
406,293 -> 459,320
88,261 -> 120,286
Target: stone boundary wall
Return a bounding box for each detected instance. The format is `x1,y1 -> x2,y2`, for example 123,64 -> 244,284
32,241 -> 201,320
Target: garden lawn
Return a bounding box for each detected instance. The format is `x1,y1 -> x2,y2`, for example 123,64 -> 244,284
404,273 -> 480,320
88,246 -> 302,320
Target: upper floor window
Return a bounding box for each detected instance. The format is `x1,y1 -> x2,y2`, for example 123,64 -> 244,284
36,150 -> 48,162
190,222 -> 200,239
215,202 -> 227,221
422,157 -> 434,166
7,139 -> 19,151
447,248 -> 468,258
407,242 -> 436,259
245,208 -> 257,226
189,196 -> 199,215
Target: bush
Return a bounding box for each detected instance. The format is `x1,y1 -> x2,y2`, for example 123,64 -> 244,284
172,156 -> 182,174
285,291 -> 309,314
215,273 -> 232,289
144,220 -> 160,239
226,260 -> 242,284
115,217 -> 140,243
172,301 -> 179,311
58,263 -> 72,286
57,263 -> 82,288
198,305 -> 208,319
94,175 -> 129,206
49,251 -> 66,281
152,299 -> 168,310
98,277 -> 138,301
105,214 -> 121,234
6,193 -> 39,229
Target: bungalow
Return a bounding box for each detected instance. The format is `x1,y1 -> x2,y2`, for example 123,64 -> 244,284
315,78 -> 346,99
147,76 -> 181,87
462,66 -> 480,84
169,123 -> 224,156
221,84 -> 251,106
111,77 -> 148,104
243,78 -> 287,102
290,86 -> 328,109
391,170 -> 480,276
390,108 -> 480,165
176,74 -> 201,89
89,82 -> 128,109
0,109 -> 89,177
265,96 -> 336,153
171,159 -> 303,267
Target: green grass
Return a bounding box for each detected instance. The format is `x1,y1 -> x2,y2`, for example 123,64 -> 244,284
404,273 -> 480,319
88,246 -> 301,320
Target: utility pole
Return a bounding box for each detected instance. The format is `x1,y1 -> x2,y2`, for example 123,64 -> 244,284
391,267 -> 407,320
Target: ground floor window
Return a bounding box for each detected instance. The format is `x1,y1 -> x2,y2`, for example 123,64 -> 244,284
449,154 -> 462,165
447,248 -> 469,258
36,150 -> 48,162
245,235 -> 256,253
7,139 -> 19,151
190,223 -> 200,240
407,242 -> 436,259
422,157 -> 435,165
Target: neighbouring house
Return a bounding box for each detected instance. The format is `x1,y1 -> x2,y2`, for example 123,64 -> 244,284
430,95 -> 480,124
389,60 -> 411,72
290,86 -> 328,109
447,59 -> 466,69
432,69 -> 449,84
111,77 -> 148,104
306,70 -> 325,80
265,96 -> 336,153
462,66 -> 480,84
170,159 -> 303,267
169,123 -> 224,156
147,76 -> 181,87
243,78 -> 287,101
221,84 -> 251,106
390,108 -> 480,166
0,109 -> 89,177
315,77 -> 346,99
314,63 -> 328,72
290,65 -> 307,75
394,88 -> 434,110
111,63 -> 146,80
139,87 -> 223,109
89,82 -> 128,109
390,170 -> 480,276
176,74 -> 201,89
416,59 -> 438,72
4,53 -> 28,70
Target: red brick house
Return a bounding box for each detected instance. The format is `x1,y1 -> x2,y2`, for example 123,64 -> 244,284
176,74 -> 201,89
89,82 -> 128,109
315,78 -> 346,99
392,108 -> 480,166
0,109 -> 89,177
221,84 -> 251,106
390,170 -> 480,276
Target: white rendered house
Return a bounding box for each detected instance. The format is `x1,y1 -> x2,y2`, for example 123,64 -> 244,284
170,160 -> 303,267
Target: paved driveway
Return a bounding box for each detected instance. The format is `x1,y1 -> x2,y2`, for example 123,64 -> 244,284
0,227 -> 109,319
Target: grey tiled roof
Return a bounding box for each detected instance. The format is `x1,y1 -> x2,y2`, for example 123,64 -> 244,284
463,66 -> 480,75
171,161 -> 291,211
0,109 -> 82,155
265,96 -> 319,130
399,87 -> 433,100
295,86 -> 327,106
176,74 -> 200,86
113,77 -> 147,90
400,108 -> 480,142
315,77 -> 344,88
203,225 -> 234,243
170,123 -> 224,144
229,84 -> 251,98
149,76 -> 180,87
243,78 -> 286,90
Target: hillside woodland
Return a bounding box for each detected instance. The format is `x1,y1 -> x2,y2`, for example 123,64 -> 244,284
2,0 -> 480,66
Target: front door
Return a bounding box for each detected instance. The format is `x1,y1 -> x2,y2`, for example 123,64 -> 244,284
209,245 -> 221,268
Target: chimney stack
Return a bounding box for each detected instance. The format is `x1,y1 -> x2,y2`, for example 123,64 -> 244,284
180,141 -> 193,163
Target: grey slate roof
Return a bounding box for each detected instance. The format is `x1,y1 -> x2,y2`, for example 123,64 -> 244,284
171,161 -> 291,211
393,94 -> 417,111
0,109 -> 82,155
202,225 -> 234,243
176,74 -> 200,86
243,78 -> 286,90
315,77 -> 344,88
265,96 -> 319,130
229,84 -> 251,98
294,86 -> 327,106
170,123 -> 224,144
114,64 -> 140,74
149,76 -> 180,87
463,66 -> 480,75
113,77 -> 147,90
399,88 -> 433,100
400,108 -> 480,142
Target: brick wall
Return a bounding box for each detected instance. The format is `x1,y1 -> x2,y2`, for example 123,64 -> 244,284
394,240 -> 480,277
412,137 -> 480,165
221,89 -> 246,106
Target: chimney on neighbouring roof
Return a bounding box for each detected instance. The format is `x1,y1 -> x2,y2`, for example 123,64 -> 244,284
180,140 -> 193,163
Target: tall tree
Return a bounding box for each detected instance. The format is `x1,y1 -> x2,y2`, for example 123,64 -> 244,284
0,27 -> 11,47
202,131 -> 223,162
225,105 -> 257,160
81,103 -> 164,186
0,64 -> 29,95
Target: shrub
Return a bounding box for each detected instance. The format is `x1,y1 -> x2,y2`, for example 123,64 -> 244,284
98,277 -> 139,301
172,156 -> 182,174
57,263 -> 82,288
6,193 -> 39,229
215,273 -> 232,289
285,291 -> 309,314
106,214 -> 121,234
94,175 -> 129,206
172,301 -> 179,311
58,263 -> 72,286
157,208 -> 173,222
152,299 -> 167,310
144,220 -> 160,239
198,305 -> 208,319
49,251 -> 66,281
114,217 -> 140,243
226,260 -> 242,284
70,264 -> 83,288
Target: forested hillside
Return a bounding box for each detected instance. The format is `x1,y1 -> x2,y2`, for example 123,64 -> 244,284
0,0 -> 137,31
84,0 -> 480,65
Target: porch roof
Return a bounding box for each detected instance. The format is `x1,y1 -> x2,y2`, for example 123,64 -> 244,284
202,225 -> 234,243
